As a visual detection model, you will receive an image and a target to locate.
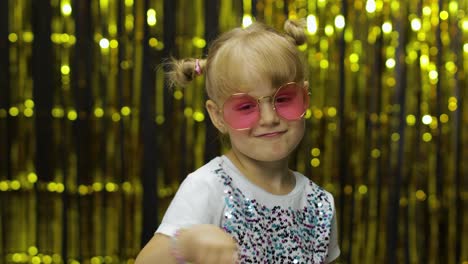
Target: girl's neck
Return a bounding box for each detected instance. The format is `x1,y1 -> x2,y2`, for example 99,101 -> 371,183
225,150 -> 295,195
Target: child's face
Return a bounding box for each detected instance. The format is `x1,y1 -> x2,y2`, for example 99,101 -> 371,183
207,80 -> 307,162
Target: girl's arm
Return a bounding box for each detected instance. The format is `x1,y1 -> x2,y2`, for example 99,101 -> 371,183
135,234 -> 177,264
135,224 -> 238,264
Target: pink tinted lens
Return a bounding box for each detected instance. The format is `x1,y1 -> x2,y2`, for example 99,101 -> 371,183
274,83 -> 309,120
223,94 -> 260,129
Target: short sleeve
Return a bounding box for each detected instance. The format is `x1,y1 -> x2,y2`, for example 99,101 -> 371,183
325,199 -> 340,263
155,170 -> 225,237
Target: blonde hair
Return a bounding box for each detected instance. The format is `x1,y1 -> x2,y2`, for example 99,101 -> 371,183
166,19 -> 307,102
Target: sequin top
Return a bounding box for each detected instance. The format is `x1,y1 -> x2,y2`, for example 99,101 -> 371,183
156,156 -> 340,263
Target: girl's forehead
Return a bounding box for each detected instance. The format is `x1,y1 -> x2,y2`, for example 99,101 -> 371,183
232,78 -> 301,95
242,84 -> 277,97
227,78 -> 277,96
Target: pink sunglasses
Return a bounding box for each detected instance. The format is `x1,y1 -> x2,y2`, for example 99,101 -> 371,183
220,82 -> 310,130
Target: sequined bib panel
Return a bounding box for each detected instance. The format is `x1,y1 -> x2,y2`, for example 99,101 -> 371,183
214,164 -> 334,264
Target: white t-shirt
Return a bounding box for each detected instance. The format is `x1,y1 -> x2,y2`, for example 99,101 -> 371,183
157,156 -> 340,263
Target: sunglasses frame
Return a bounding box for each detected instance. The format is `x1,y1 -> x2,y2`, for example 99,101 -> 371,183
219,82 -> 310,130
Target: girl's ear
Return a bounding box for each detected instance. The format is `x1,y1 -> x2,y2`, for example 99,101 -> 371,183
206,100 -> 228,134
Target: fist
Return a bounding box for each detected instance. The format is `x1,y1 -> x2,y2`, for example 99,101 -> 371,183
177,224 -> 238,264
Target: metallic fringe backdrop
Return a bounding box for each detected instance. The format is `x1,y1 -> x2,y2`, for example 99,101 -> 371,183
0,0 -> 466,263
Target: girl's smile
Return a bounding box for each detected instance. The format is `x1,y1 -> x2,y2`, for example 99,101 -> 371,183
254,130 -> 287,138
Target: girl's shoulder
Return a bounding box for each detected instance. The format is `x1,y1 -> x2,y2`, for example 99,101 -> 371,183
292,170 -> 334,194
188,156 -> 225,178
180,156 -> 227,192
299,173 -> 336,210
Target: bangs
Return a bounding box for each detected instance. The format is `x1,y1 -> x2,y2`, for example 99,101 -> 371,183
206,26 -> 305,100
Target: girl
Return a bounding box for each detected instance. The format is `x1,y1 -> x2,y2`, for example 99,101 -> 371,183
136,20 -> 340,264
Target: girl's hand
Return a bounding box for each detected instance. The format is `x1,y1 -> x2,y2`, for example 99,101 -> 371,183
177,224 -> 238,264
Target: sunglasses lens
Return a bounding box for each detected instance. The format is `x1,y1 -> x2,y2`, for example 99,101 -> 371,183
274,83 -> 309,120
223,95 -> 260,129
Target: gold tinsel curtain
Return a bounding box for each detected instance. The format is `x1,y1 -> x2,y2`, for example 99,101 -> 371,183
0,0 -> 466,263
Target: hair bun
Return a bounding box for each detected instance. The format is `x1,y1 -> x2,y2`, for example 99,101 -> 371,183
284,19 -> 307,46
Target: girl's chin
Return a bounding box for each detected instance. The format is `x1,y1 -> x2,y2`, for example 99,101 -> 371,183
245,149 -> 292,163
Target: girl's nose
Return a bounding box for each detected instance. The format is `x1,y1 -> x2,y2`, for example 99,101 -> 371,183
257,99 -> 280,126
